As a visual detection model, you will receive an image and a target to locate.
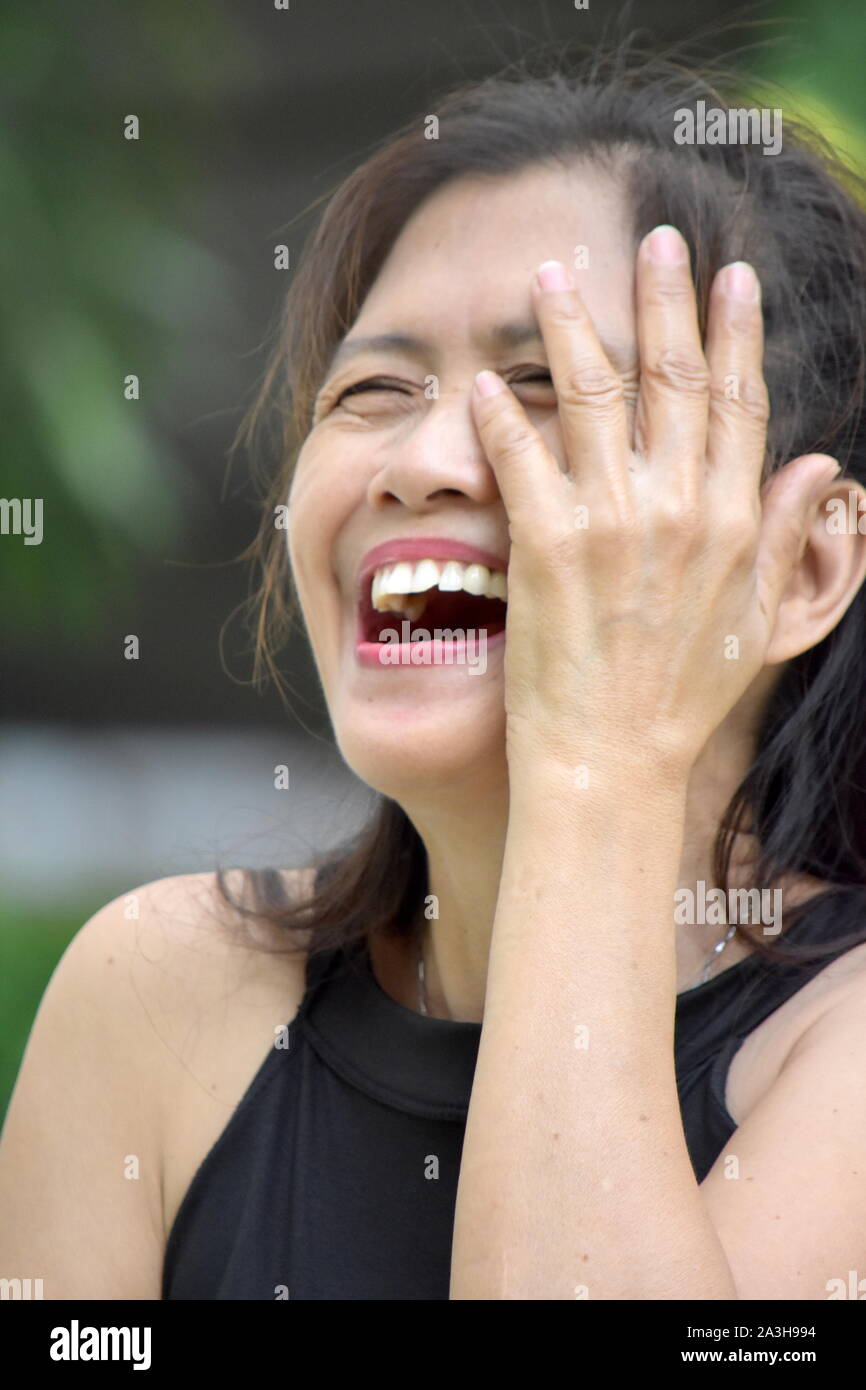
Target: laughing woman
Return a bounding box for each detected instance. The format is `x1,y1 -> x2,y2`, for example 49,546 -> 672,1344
4,43 -> 866,1301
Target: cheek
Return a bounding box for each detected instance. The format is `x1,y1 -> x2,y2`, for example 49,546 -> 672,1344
287,442 -> 346,564
285,473 -> 309,588
286,438 -> 365,631
290,432 -> 370,521
286,455 -> 332,616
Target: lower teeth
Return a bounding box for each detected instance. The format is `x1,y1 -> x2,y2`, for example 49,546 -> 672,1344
378,594 -> 428,621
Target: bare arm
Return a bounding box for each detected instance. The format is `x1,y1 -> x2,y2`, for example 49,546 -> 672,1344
450,232 -> 847,1299
451,758 -> 736,1300
0,888 -> 169,1299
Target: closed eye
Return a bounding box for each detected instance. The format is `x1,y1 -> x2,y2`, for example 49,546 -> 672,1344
335,376 -> 411,403
507,366 -> 553,384
329,369 -> 554,413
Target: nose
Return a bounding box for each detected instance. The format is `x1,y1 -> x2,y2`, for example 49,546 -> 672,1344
365,387 -> 502,512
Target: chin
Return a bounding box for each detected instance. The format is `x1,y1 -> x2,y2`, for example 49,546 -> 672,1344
334,703 -> 508,804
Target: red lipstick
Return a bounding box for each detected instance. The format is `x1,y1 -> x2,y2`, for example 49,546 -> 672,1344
354,536 -> 508,671
356,536 -> 507,601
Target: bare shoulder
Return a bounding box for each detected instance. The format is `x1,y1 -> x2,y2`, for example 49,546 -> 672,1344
39,867 -> 315,1081
701,933 -> 866,1298
780,932 -> 866,1053
0,867 -> 316,1299
138,870 -> 319,1243
109,867 -> 315,1039
119,869 -> 319,1238
727,929 -> 866,1126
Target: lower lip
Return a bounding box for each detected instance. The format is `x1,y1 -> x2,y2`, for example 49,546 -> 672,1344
355,628 -> 506,669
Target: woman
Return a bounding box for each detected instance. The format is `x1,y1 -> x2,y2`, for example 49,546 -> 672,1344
3,41 -> 866,1301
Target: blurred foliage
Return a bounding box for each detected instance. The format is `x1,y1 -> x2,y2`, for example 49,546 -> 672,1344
762,0 -> 866,174
0,0 -> 258,640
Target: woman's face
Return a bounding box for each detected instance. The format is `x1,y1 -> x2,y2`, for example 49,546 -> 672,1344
288,162 -> 639,801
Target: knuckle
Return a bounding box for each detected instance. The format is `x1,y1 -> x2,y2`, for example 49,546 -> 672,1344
590,496 -> 639,541
559,363 -> 625,409
710,374 -> 770,427
544,294 -> 584,327
647,277 -> 694,307
654,496 -> 704,538
497,426 -> 539,465
645,349 -> 710,396
718,512 -> 757,562
502,422 -> 538,455
737,379 -> 770,426
481,407 -> 537,459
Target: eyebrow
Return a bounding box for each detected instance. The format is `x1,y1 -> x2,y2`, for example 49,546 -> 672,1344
324,320 -> 638,378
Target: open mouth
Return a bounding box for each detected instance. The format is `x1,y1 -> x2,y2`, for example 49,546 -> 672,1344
358,558 -> 508,646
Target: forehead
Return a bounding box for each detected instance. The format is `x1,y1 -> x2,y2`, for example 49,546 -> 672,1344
351,162 -> 638,353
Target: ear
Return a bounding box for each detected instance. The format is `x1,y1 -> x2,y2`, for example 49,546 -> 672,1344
765,474 -> 866,664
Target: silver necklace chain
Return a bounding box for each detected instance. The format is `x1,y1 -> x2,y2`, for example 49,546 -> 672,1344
416,920 -> 739,1017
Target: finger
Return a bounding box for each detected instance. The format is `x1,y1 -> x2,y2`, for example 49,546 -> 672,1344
530,260 -> 631,499
756,453 -> 842,616
634,225 -> 709,490
471,369 -> 564,525
704,261 -> 769,500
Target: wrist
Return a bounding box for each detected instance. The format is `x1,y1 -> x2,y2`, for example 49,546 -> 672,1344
503,755 -> 690,870
505,733 -> 692,807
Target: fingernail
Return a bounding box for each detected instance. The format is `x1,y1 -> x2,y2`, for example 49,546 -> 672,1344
475,369 -> 505,398
816,460 -> 842,488
535,260 -> 573,292
646,225 -> 688,265
721,261 -> 760,303
809,461 -> 841,501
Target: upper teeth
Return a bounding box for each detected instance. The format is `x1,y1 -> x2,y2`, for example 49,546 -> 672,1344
371,559 -> 507,618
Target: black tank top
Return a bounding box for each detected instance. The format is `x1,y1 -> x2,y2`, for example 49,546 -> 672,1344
162,884 -> 866,1300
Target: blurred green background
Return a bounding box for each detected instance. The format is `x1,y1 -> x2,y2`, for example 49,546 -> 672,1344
2,0 -> 865,1121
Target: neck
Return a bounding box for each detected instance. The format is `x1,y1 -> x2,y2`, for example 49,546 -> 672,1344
372,724 -> 811,1023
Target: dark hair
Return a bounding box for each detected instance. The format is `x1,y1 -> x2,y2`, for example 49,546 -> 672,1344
218,32 -> 866,968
